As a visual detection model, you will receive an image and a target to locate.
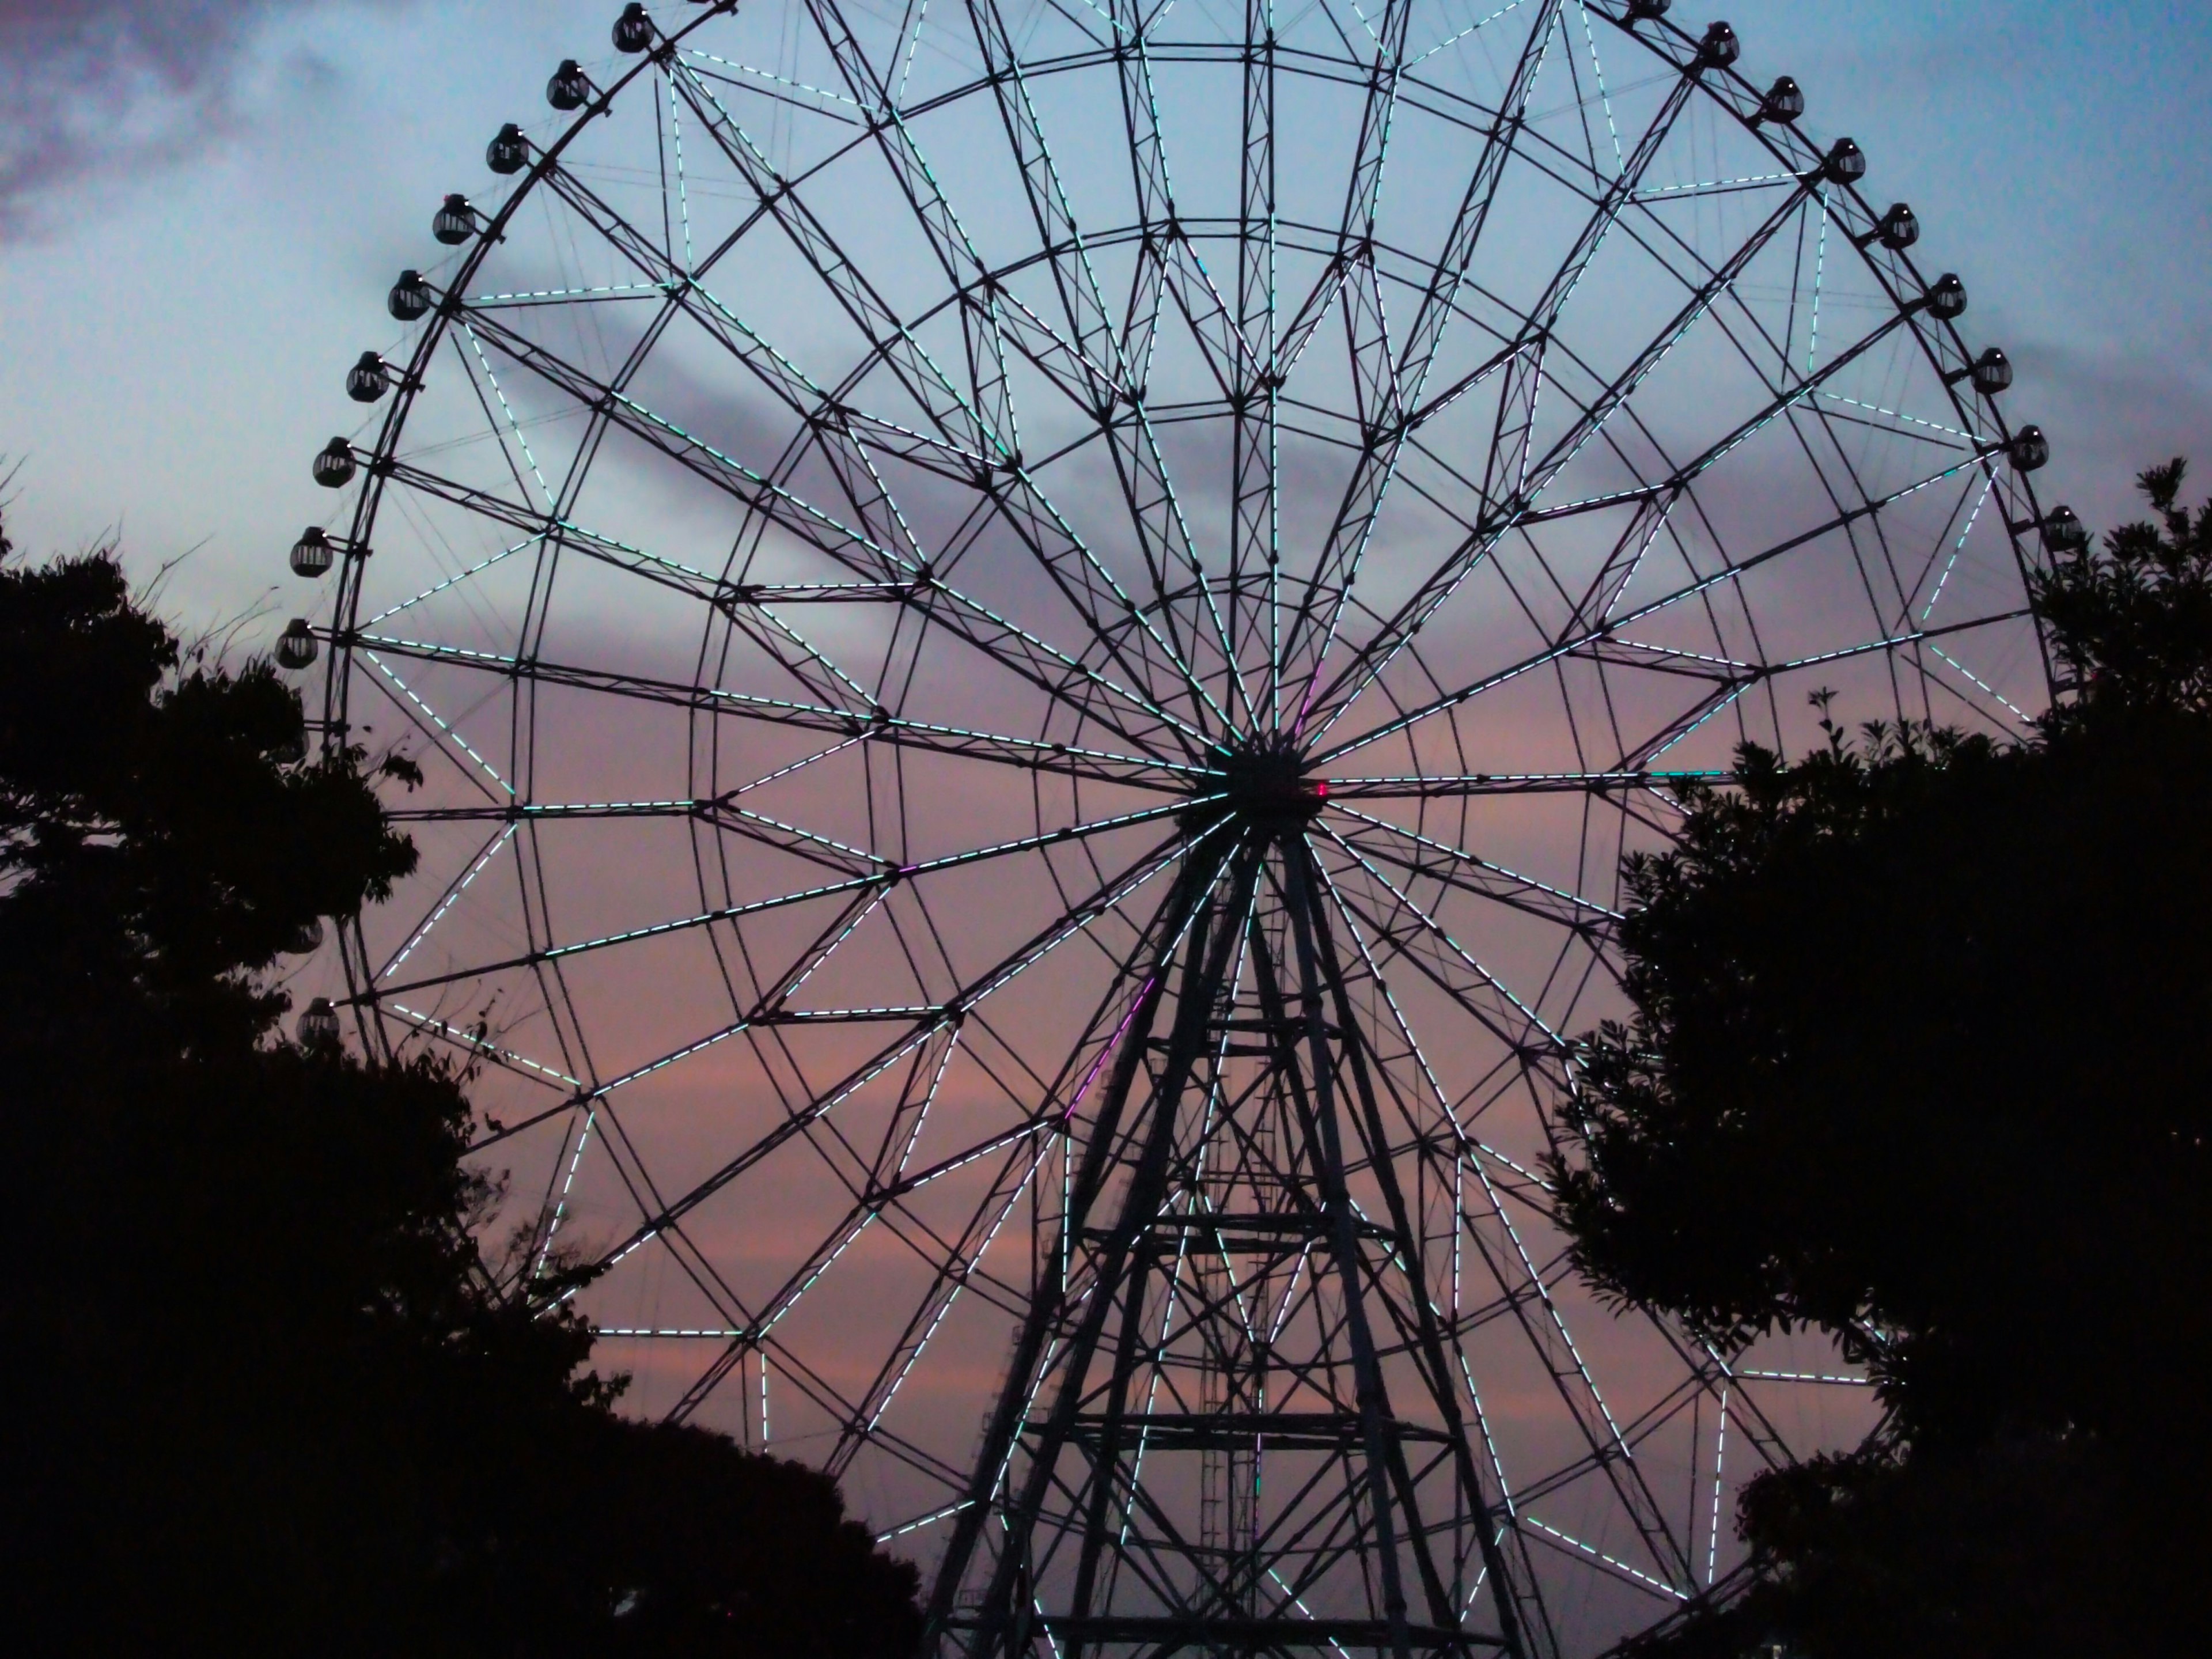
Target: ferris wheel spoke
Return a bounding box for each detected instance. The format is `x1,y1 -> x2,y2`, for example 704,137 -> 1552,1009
373,800 -> 1195,1004
1294,160 -> 1739,728
1309,861 -> 1698,1594
1320,767 -> 1718,800
380,796 -> 782,824
570,831 -> 1195,1289
565,1050 -> 1037,1364
538,890 -> 931,1123
1218,0 -> 1283,708
1301,887 -> 1693,1603
448,304 -> 923,572
1567,0 -> 1628,177
498,160 -> 999,490
429,322 -> 1012,705
446,323 -> 559,514
357,647 -> 512,801
1048,19 -> 1270,729
742,1077 -> 1089,1397
830,1131 -> 1063,1474
509,151 -> 1156,700
347,627 -> 1191,785
1313,441 -> 2008,769
1300,873 -> 1548,1199
800,4 -> 1024,413
826,10 -> 1181,448
374,442 -> 937,639
724,595 -> 894,728
1474,298 -> 1931,624
1271,0 -> 1425,373
382,1002 -> 582,1111
952,6 -> 1113,393
978,469 -> 1232,747
1301,104 -> 1817,736
667,62 -> 998,454
965,6 -> 1267,731
1106,7 -> 1258,395
1310,828 -> 1563,1059
372,822 -> 516,982
1608,677 -> 1760,779
1323,807 -> 1620,933
369,453 -> 562,570
1273,1 -> 1569,721
1102,13 -> 1173,389
662,54 -> 1225,733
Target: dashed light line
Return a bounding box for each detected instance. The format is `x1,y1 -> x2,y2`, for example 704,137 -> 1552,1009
385,1002 -> 582,1088
379,825 -> 514,979
1522,1516 -> 1688,1601
1922,471 -> 1996,622
1930,643 -> 2032,725
876,1499 -> 973,1544
363,650 -> 512,796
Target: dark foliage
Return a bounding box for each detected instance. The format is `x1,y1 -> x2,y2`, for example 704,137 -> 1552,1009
0,522 -> 918,1656
1618,1437 -> 2175,1659
1552,462 -> 2212,1658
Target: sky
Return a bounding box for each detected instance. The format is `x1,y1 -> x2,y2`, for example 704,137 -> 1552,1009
3,0 -> 2209,632
2,0 -> 2207,1624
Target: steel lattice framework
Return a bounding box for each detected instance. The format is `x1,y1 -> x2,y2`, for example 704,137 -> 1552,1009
296,2 -> 2056,1654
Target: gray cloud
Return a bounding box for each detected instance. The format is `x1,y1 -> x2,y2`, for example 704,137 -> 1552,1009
0,1 -> 403,236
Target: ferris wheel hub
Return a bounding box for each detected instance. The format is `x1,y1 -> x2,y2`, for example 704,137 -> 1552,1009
1193,736 -> 1323,835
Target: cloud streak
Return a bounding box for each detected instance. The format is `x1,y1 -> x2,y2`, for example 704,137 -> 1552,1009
0,1 -> 402,236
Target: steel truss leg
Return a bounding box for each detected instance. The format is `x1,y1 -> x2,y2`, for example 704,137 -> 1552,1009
923,830 -> 1545,1659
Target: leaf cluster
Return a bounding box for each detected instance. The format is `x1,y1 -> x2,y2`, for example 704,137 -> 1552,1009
0,548 -> 416,1033
2033,457 -> 2212,724
0,531 -> 919,1657
1551,461 -> 2212,1657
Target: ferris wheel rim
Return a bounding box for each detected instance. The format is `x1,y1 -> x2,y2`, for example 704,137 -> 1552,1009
304,3 -> 2051,1649
316,0 -> 2051,753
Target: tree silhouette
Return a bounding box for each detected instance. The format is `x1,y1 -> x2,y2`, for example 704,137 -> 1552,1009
0,518 -> 918,1657
1551,463 -> 2212,1658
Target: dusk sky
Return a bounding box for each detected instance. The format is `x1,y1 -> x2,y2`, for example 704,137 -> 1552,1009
4,0 -> 2208,1627
4,0 -> 2209,631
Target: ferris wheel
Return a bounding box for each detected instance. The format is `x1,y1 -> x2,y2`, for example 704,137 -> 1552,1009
289,2 -> 2055,1653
